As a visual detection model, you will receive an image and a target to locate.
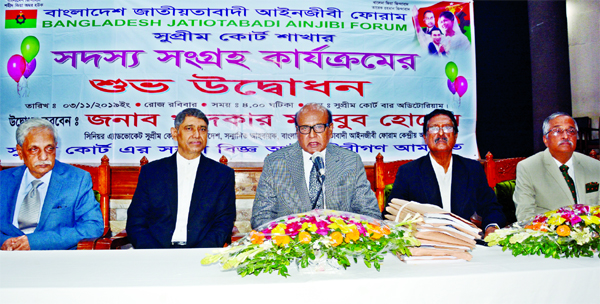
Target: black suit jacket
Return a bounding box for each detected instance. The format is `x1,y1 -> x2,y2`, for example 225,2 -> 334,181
126,153 -> 236,248
385,154 -> 506,228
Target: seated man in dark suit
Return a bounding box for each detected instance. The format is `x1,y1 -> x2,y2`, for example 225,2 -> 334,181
0,118 -> 103,250
127,108 -> 236,249
385,109 -> 506,237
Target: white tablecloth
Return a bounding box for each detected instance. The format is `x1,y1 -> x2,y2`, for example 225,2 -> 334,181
1,245 -> 598,304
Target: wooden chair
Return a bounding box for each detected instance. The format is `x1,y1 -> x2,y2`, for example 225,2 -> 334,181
483,152 -> 526,189
73,155 -> 111,249
218,155 -> 257,244
77,156 -> 148,250
574,117 -> 592,154
482,152 -> 526,225
589,117 -> 599,154
374,153 -> 412,212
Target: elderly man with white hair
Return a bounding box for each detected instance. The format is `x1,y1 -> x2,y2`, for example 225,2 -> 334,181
514,112 -> 600,221
0,118 -> 103,250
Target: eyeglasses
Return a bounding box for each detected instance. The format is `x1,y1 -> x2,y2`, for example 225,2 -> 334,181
547,127 -> 577,137
427,125 -> 454,134
297,123 -> 330,134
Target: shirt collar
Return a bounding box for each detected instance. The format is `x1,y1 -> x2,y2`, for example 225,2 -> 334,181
429,153 -> 453,175
302,148 -> 327,164
24,167 -> 52,186
551,154 -> 573,169
176,152 -> 201,167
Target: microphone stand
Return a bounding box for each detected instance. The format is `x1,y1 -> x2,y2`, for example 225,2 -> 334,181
319,173 -> 326,210
312,173 -> 325,210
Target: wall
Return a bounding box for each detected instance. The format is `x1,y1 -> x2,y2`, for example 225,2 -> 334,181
567,0 -> 600,134
474,1 -> 534,159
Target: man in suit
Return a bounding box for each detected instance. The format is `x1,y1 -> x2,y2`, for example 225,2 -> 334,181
385,109 -> 506,237
428,28 -> 447,56
126,108 -> 236,249
251,103 -> 381,229
0,118 -> 103,250
514,112 -> 600,221
412,7 -> 440,50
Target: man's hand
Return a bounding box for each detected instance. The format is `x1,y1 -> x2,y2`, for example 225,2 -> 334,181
412,6 -> 421,33
439,45 -> 446,54
0,236 -> 31,251
484,226 -> 498,239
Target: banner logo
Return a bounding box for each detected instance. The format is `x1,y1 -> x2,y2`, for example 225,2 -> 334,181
5,10 -> 37,29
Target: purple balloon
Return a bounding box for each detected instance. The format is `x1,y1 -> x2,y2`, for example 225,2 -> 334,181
447,79 -> 456,95
7,54 -> 26,83
454,76 -> 468,97
23,58 -> 36,79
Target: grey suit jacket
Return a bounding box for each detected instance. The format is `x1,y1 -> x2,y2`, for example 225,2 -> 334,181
514,149 -> 600,221
251,142 -> 381,228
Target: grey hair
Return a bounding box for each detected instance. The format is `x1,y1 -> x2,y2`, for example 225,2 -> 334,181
16,118 -> 57,146
294,103 -> 333,126
542,112 -> 578,136
174,108 -> 208,129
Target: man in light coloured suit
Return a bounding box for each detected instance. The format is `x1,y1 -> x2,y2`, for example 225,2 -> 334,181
514,112 -> 600,221
251,103 -> 381,228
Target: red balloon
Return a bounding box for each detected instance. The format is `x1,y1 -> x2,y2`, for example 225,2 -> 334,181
454,76 -> 468,97
7,54 -> 26,83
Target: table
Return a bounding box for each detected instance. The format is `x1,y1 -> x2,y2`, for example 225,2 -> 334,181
1,245 -> 598,304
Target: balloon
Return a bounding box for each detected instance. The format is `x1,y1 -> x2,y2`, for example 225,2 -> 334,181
454,76 -> 468,97
447,79 -> 456,95
23,58 -> 37,79
21,36 -> 40,63
445,61 -> 458,82
7,54 -> 26,83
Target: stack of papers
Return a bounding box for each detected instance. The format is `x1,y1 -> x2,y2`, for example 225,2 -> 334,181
385,198 -> 482,263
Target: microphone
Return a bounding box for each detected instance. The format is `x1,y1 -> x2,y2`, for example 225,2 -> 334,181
311,152 -> 325,177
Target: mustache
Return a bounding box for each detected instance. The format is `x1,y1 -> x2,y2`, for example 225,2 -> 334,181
434,137 -> 448,144
34,160 -> 52,166
559,139 -> 574,146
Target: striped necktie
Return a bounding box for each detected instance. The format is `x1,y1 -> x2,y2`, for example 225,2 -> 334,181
559,165 -> 577,203
18,179 -> 43,234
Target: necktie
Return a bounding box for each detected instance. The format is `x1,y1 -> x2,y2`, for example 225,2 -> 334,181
308,163 -> 323,209
18,180 -> 43,234
559,165 -> 577,203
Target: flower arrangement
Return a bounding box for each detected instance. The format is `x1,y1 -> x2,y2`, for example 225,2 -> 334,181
201,209 -> 420,277
484,204 -> 600,258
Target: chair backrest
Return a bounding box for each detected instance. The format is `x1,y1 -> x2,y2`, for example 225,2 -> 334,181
72,155 -> 111,237
77,156 -> 147,249
574,117 -> 592,153
483,151 -> 526,188
374,153 -> 412,212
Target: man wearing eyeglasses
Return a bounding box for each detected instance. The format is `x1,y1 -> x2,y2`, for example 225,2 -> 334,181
385,109 -> 506,237
514,112 -> 600,221
251,103 -> 381,228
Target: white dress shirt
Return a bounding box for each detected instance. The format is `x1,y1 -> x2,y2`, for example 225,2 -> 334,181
13,169 -> 52,230
172,153 -> 200,243
429,153 -> 453,212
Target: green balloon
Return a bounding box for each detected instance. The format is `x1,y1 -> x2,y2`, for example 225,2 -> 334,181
21,36 -> 40,63
445,62 -> 458,82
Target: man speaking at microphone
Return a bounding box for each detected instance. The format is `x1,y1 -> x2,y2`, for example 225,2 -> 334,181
251,103 -> 381,228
